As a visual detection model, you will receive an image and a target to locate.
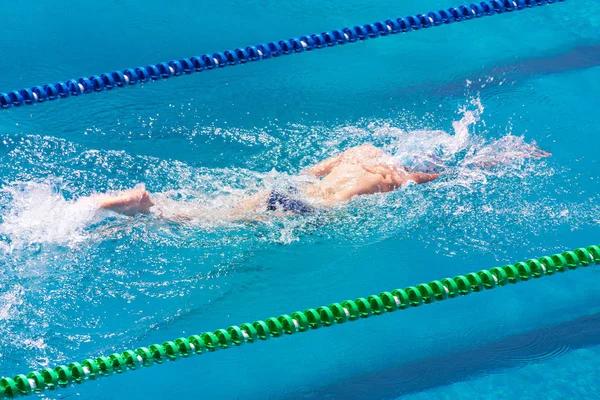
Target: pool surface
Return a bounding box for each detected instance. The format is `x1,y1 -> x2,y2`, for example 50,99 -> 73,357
1,0 -> 600,398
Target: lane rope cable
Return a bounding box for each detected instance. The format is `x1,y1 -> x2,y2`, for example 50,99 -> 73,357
1,244 -> 598,398
0,0 -> 564,110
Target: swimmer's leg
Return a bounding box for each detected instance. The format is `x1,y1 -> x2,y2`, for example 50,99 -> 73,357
96,187 -> 154,216
230,192 -> 270,220
95,186 -> 279,222
156,192 -> 270,223
95,186 -> 271,222
150,192 -> 271,223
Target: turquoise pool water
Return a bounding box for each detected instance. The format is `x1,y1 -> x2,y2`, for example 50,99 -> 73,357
1,0 -> 600,398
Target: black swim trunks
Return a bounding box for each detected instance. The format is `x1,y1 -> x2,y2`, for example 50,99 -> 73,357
266,187 -> 313,214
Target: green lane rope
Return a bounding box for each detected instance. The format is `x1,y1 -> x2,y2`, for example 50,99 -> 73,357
2,244 -> 599,398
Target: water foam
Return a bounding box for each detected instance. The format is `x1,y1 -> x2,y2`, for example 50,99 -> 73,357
1,96 -> 597,374
0,97 -> 560,251
0,181 -> 99,251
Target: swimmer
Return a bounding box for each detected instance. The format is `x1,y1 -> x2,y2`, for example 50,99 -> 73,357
94,143 -> 550,220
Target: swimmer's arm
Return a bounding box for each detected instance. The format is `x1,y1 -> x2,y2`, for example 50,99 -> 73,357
301,154 -> 342,177
361,163 -> 407,188
302,144 -> 386,177
326,174 -> 391,203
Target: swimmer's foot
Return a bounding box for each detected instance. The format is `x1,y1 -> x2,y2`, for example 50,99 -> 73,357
97,188 -> 154,216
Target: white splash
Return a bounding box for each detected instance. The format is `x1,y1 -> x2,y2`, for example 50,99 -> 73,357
0,181 -> 99,250
384,98 -> 550,185
0,97 -> 554,248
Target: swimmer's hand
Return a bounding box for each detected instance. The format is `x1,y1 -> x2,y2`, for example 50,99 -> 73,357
527,146 -> 552,159
97,188 -> 154,216
469,142 -> 551,169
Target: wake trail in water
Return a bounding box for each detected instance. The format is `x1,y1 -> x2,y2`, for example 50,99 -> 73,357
0,96 -> 597,373
0,97 -> 567,252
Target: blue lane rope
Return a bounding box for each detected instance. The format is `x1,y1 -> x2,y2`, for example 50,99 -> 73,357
0,0 -> 564,110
